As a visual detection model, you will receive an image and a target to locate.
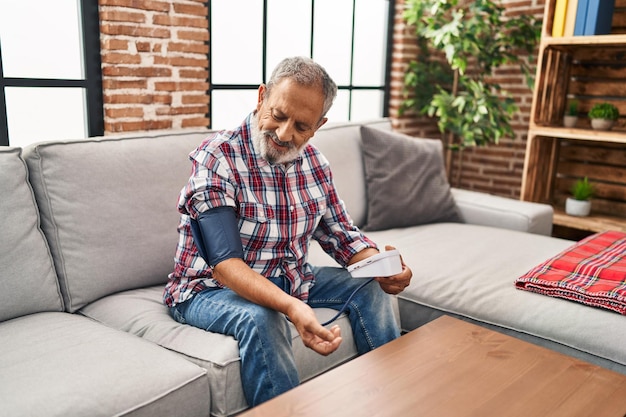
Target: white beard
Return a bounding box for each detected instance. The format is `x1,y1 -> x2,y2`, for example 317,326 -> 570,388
251,119 -> 303,165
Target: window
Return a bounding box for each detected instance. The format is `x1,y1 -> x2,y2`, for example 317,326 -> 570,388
209,0 -> 393,129
0,0 -> 103,147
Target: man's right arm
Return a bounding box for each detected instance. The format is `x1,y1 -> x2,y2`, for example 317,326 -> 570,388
212,258 -> 342,356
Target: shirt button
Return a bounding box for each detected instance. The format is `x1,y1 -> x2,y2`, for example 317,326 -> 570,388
289,205 -> 294,211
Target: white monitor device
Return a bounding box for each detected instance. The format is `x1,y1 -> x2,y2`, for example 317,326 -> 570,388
347,250 -> 402,278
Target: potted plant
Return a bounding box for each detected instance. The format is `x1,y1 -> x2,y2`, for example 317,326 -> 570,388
563,100 -> 578,128
400,0 -> 541,182
588,102 -> 619,131
565,177 -> 594,217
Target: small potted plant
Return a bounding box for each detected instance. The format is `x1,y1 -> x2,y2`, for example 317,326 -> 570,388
565,177 -> 594,217
563,100 -> 578,128
588,102 -> 619,131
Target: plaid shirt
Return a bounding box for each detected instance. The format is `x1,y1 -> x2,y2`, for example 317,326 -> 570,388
163,113 -> 377,307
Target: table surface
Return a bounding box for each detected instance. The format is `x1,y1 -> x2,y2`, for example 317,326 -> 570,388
239,315 -> 626,417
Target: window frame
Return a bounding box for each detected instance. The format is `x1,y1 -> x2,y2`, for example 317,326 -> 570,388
208,0 -> 395,128
0,0 -> 104,147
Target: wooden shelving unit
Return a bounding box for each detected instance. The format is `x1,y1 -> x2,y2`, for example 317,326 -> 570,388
521,0 -> 626,238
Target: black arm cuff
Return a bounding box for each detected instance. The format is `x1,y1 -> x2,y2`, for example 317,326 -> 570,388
190,206 -> 244,267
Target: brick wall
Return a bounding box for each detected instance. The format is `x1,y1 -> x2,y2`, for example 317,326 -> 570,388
98,0 -> 545,198
387,0 -> 441,139
99,0 -> 209,132
388,0 -> 546,198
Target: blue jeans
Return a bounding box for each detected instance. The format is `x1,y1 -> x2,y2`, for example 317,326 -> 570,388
170,266 -> 399,407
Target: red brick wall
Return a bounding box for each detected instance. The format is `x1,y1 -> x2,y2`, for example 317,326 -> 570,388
387,0 -> 441,139
98,0 -> 545,198
388,0 -> 546,198
99,0 -> 209,132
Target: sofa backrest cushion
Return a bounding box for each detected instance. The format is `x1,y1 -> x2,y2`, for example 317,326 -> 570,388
360,125 -> 461,231
24,130 -> 212,312
310,119 -> 392,228
0,148 -> 63,321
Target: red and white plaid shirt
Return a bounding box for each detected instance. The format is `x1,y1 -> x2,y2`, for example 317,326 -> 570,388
163,113 -> 376,307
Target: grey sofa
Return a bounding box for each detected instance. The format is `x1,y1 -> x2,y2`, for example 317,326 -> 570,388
1,118 -> 623,417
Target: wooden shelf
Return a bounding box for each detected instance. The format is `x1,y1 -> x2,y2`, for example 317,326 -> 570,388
521,0 -> 626,239
541,34 -> 626,47
553,210 -> 626,233
529,125 -> 626,143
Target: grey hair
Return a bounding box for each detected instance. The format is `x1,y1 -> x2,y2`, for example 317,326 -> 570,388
266,56 -> 337,118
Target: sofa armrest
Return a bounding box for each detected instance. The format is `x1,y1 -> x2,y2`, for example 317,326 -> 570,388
451,188 -> 553,236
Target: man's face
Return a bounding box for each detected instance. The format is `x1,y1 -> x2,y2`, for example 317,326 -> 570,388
253,78 -> 327,165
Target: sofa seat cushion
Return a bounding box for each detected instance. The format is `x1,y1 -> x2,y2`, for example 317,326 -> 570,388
80,286 -> 358,417
0,147 -> 62,321
389,223 -> 626,373
0,312 -> 210,417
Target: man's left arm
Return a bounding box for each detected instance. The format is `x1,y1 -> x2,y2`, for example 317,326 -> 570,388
312,161 -> 412,293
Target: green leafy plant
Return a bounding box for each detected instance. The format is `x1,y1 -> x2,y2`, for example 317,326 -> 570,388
588,102 -> 619,120
400,0 -> 541,150
566,100 -> 579,116
571,177 -> 594,201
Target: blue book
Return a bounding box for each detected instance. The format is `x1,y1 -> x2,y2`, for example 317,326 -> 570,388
584,0 -> 615,35
573,0 -> 590,35
574,0 -> 589,36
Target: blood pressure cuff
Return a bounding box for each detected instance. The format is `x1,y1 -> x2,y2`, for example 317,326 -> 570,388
190,206 -> 244,267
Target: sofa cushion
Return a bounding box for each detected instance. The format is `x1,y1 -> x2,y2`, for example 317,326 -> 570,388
389,222 -> 626,373
311,119 -> 392,228
0,147 -> 63,322
0,312 -> 210,417
79,286 -> 358,417
360,126 -> 460,231
23,129 -> 212,312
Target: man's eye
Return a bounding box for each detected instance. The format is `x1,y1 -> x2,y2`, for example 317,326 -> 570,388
272,113 -> 285,121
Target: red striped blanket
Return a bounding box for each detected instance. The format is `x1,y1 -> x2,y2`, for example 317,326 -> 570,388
515,230 -> 626,315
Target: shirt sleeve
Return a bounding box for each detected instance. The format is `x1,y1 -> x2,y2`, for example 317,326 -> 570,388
178,141 -> 237,219
312,165 -> 377,267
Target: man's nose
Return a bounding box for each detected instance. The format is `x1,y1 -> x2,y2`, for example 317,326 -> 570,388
275,122 -> 295,143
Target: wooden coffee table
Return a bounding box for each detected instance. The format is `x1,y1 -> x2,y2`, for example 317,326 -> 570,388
240,315 -> 626,416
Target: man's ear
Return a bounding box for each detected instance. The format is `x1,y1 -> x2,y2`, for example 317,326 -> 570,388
256,84 -> 267,112
316,117 -> 328,130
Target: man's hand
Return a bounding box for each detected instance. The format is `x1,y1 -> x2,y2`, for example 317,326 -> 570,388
374,245 -> 412,295
286,300 -> 342,356
213,258 -> 342,355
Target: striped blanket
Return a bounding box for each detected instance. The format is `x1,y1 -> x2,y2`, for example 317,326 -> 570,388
515,230 -> 626,315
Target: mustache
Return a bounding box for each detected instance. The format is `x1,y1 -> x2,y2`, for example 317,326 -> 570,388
265,130 -> 294,149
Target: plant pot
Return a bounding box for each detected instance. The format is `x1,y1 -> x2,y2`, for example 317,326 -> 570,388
590,118 -> 614,131
563,115 -> 578,128
565,197 -> 591,217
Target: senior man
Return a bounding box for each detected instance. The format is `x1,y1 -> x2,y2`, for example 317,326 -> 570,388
164,56 -> 412,407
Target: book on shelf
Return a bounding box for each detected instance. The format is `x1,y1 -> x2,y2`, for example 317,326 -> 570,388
552,0 -> 569,36
573,0 -> 615,35
564,0 -> 579,36
583,0 -> 615,35
574,0 -> 591,35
